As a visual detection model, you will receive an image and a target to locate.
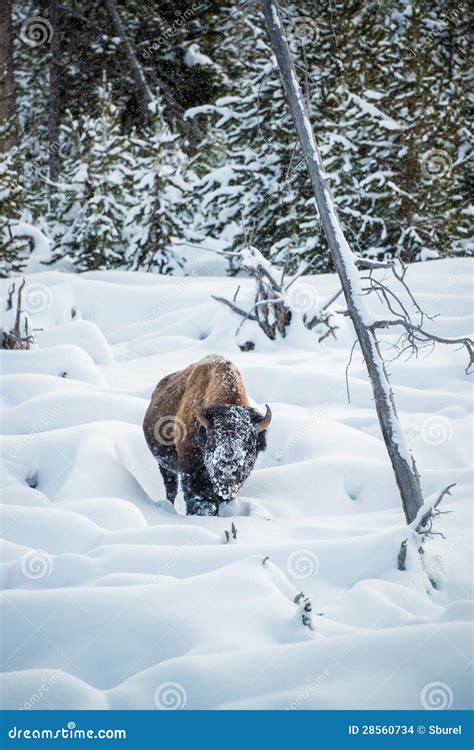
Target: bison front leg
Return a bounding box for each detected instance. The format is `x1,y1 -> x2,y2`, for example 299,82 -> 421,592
182,468 -> 219,517
159,465 -> 178,504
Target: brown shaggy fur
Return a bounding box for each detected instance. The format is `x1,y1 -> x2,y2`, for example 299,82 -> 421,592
143,355 -> 250,472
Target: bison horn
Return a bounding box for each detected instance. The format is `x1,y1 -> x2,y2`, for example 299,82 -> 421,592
256,404 -> 272,433
196,401 -> 211,429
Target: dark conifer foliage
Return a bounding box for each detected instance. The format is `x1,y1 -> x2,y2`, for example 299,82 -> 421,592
0,0 -> 471,276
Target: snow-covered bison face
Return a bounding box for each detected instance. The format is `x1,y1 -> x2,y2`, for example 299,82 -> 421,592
196,404 -> 271,501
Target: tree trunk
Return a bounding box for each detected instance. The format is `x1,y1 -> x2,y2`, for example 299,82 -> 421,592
103,0 -> 154,124
261,0 -> 424,524
102,0 -> 204,143
0,0 -> 17,153
48,0 -> 61,180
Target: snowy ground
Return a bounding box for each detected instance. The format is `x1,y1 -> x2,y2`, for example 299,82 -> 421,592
0,258 -> 472,710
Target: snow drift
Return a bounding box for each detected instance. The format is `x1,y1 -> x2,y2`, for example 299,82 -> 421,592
0,258 -> 472,710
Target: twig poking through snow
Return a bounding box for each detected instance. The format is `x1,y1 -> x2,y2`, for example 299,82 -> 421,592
294,592 -> 314,629
2,279 -> 35,350
224,522 -> 238,543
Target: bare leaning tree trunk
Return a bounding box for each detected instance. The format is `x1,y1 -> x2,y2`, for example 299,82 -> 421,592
261,0 -> 424,525
103,0 -> 154,125
102,0 -> 204,144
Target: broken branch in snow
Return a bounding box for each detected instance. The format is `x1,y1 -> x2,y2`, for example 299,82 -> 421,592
2,278 -> 35,350
224,522 -> 238,543
414,483 -> 456,540
213,249 -> 291,340
397,483 -> 456,573
6,283 -> 15,311
211,295 -> 258,322
213,246 -> 340,343
294,592 -> 314,629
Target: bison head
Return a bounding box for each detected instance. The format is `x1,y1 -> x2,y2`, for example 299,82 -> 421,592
196,403 -> 271,501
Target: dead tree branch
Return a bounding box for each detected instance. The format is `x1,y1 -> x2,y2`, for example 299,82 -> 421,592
213,247 -> 340,343
2,278 -> 35,350
370,318 -> 474,372
397,483 -> 456,573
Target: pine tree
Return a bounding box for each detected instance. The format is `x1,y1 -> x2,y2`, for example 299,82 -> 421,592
322,0 -> 471,262
125,100 -> 187,273
186,5 -> 308,271
5,0 -> 471,276
0,148 -> 32,276
53,81 -> 134,271
185,0 -> 471,271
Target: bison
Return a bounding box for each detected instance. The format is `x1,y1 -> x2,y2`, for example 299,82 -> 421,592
143,355 -> 271,515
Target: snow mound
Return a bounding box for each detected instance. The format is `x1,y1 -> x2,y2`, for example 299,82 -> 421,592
0,259 -> 472,709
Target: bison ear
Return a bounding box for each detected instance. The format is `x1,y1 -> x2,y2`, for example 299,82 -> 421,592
249,404 -> 272,433
196,401 -> 211,429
